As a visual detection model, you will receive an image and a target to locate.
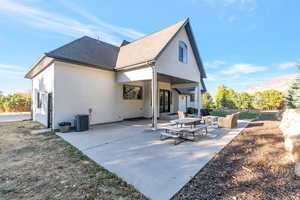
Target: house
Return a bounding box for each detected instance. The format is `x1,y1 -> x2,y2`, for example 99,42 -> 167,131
25,18 -> 207,130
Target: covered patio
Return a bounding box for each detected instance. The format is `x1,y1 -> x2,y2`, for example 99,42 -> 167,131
57,119 -> 250,200
116,64 -> 204,130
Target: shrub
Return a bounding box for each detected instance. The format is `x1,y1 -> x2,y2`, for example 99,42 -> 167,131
187,107 -> 198,114
0,94 -> 31,112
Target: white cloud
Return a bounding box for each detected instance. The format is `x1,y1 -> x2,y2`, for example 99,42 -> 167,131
0,63 -> 25,79
0,64 -> 19,69
222,63 -> 266,75
0,0 -> 144,44
60,1 -> 145,40
278,62 -> 297,69
206,73 -> 219,81
204,60 -> 227,68
202,0 -> 256,11
228,15 -> 237,23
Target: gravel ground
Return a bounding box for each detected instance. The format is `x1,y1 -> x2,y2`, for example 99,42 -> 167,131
173,113 -> 300,200
0,120 -> 147,200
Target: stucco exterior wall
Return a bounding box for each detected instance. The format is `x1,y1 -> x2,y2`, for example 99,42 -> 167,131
32,63 -> 54,126
52,62 -> 146,129
156,27 -> 201,83
116,66 -> 152,83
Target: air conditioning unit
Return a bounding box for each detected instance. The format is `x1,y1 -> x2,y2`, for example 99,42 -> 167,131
75,114 -> 89,132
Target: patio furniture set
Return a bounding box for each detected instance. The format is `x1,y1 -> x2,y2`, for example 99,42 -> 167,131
160,110 -> 240,145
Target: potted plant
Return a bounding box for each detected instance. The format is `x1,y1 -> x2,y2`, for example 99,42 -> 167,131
58,122 -> 71,133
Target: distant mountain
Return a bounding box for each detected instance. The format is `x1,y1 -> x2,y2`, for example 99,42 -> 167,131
244,74 -> 298,94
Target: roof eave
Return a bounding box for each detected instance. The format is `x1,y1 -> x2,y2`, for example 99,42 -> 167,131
115,59 -> 156,71
25,54 -> 54,79
184,21 -> 207,79
24,54 -> 47,79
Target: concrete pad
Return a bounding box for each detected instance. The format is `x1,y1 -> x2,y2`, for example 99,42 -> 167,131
31,128 -> 52,135
0,112 -> 31,122
57,119 -> 250,200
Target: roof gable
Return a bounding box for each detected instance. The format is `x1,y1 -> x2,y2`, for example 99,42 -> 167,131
115,19 -> 187,69
46,36 -> 119,70
115,19 -> 206,79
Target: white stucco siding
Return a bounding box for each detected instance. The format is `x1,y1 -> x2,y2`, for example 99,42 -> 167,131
156,27 -> 201,83
116,66 -> 152,83
32,63 -> 54,126
52,62 -> 146,129
53,62 -> 120,128
118,81 -> 145,119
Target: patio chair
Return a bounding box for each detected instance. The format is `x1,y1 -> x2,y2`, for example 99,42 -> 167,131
218,112 -> 240,129
178,111 -> 185,119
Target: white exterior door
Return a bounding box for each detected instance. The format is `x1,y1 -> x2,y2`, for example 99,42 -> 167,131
178,95 -> 187,112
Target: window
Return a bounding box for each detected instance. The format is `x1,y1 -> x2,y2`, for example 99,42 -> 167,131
123,85 -> 143,100
178,41 -> 188,63
190,94 -> 195,102
37,92 -> 42,108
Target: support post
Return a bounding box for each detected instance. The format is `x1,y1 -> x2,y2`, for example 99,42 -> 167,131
197,83 -> 202,117
151,65 -> 158,130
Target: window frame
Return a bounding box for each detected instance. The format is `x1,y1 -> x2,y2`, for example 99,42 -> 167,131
123,85 -> 143,100
178,41 -> 188,63
37,92 -> 42,108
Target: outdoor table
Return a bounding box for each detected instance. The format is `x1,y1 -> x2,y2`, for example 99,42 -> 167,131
171,117 -> 202,128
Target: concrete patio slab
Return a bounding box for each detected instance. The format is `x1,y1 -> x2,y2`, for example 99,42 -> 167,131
57,119 -> 250,200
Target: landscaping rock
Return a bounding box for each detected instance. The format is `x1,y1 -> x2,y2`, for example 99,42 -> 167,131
280,109 -> 300,177
279,109 -> 300,138
295,163 -> 300,177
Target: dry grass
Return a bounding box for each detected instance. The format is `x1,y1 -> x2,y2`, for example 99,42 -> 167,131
0,120 -> 147,200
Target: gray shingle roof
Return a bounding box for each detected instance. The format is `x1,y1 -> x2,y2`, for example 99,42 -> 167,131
46,36 -> 119,70
26,19 -> 207,89
115,19 -> 187,69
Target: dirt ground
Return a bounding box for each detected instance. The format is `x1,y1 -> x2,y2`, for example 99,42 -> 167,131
174,113 -> 300,200
0,120 -> 147,200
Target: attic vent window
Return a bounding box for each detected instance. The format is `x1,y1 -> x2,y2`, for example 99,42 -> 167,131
178,41 -> 188,63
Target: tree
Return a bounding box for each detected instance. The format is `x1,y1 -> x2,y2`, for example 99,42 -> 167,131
263,90 -> 284,110
252,90 -> 284,110
234,92 -> 252,110
202,92 -> 214,108
285,63 -> 300,108
252,92 -> 266,110
225,88 -> 236,109
215,85 -> 227,109
215,85 -> 236,109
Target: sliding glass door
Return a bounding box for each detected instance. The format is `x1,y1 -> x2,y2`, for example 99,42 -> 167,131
159,89 -> 171,113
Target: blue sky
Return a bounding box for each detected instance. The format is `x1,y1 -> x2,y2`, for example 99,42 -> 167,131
0,0 -> 299,95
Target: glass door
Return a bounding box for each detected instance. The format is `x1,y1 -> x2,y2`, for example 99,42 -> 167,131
159,90 -> 170,113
